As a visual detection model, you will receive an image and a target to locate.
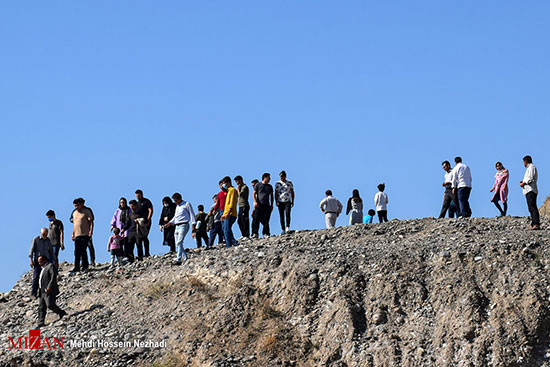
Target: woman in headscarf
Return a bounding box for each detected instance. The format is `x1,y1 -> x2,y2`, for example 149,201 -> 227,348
159,196 -> 176,253
346,189 -> 364,225
110,197 -> 132,261
490,161 -> 509,217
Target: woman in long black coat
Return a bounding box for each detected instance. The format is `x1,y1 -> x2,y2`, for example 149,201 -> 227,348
159,196 -> 176,253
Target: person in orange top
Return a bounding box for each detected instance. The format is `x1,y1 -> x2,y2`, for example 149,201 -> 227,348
221,176 -> 239,248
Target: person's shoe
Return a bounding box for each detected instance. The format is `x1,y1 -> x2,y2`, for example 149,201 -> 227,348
59,310 -> 67,320
36,323 -> 45,329
532,224 -> 541,230
285,227 -> 290,233
172,259 -> 182,265
251,234 -> 258,239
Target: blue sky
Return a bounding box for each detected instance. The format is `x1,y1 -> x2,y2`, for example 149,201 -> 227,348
1,1 -> 548,292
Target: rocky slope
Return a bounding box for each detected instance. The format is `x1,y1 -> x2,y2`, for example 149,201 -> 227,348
1,216 -> 549,367
540,197 -> 550,218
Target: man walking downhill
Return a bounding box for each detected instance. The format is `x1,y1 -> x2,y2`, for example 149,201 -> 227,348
252,173 -> 274,238
165,193 -> 196,265
275,170 -> 295,234
71,198 -> 94,273
452,157 -> 473,218
320,190 -> 343,229
234,176 -> 250,239
520,155 -> 541,230
29,228 -> 55,298
36,256 -> 67,328
438,161 -> 458,218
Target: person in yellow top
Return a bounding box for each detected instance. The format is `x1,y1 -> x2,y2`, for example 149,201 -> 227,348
221,176 -> 239,247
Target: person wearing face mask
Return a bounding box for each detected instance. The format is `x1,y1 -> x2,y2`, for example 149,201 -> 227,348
159,196 -> 176,253
46,210 -> 64,270
29,228 -> 55,298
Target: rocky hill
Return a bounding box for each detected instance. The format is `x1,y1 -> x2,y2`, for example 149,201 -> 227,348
540,197 -> 550,218
1,217 -> 549,367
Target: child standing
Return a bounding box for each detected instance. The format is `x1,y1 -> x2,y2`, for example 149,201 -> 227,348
374,183 -> 389,223
108,228 -> 124,267
363,209 -> 376,224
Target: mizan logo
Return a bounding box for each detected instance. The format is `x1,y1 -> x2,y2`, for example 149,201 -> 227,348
8,329 -> 64,350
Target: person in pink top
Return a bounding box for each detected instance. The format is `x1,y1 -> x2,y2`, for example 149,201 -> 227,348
489,161 -> 509,217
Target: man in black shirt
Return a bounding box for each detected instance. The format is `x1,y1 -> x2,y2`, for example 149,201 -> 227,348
135,189 -> 153,257
252,173 -> 274,238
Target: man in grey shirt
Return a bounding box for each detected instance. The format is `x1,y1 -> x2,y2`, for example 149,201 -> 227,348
29,228 -> 55,298
234,175 -> 250,239
320,190 -> 343,229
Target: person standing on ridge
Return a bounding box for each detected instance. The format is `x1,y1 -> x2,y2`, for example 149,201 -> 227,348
71,198 -> 94,273
135,189 -> 153,257
221,176 -> 239,248
451,157 -> 473,217
70,198 -> 96,266
439,161 -> 458,218
520,155 -> 540,230
159,196 -> 176,253
275,170 -> 295,234
234,175 -> 250,239
490,161 -> 509,217
374,184 -> 389,223
46,210 -> 64,269
320,190 -> 343,229
252,173 -> 274,238
346,189 -> 363,225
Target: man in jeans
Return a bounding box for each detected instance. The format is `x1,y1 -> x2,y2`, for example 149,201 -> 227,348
234,175 -> 250,239
46,210 -> 64,269
451,156 -> 473,217
438,161 -> 458,218
275,170 -> 295,234
29,228 -> 55,297
221,176 -> 239,247
71,198 -> 94,273
70,198 -> 96,266
165,192 -> 196,265
252,173 -> 274,238
520,155 -> 540,230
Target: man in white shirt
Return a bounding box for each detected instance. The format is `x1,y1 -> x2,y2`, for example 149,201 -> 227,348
275,170 -> 295,234
520,155 -> 540,230
451,156 -> 473,217
320,190 -> 343,229
165,193 -> 197,264
439,161 -> 458,218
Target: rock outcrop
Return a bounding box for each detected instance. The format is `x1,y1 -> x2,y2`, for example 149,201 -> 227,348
1,217 -> 549,367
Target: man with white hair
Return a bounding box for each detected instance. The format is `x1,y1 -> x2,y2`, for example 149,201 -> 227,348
29,228 -> 55,298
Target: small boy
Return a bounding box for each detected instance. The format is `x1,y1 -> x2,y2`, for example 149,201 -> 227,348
374,183 -> 389,223
363,209 -> 376,224
107,228 -> 124,268
194,205 -> 209,248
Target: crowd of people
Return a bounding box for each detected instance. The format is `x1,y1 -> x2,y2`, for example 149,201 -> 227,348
27,157 -> 542,327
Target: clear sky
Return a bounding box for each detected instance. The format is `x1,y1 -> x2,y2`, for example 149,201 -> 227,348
1,1 -> 548,292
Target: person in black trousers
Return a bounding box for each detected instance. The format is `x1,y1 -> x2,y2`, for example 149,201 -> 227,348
520,155 -> 541,230
37,256 -> 66,328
